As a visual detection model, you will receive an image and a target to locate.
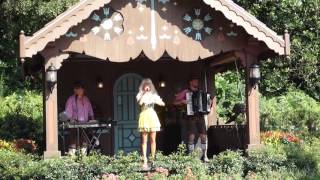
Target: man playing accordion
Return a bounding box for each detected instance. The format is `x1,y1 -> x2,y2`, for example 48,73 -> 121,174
174,75 -> 210,162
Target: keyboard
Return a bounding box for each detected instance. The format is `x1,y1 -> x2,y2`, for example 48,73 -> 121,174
61,120 -> 113,129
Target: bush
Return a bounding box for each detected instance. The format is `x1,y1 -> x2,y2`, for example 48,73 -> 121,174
252,133 -> 320,177
208,150 -> 244,176
0,139 -> 37,153
246,145 -> 293,174
260,90 -> 320,132
246,169 -> 301,180
35,158 -> 81,180
109,151 -> 142,176
1,141 -> 320,179
0,90 -> 43,151
283,136 -> 320,174
0,149 -> 39,179
0,139 -> 15,151
153,144 -> 208,176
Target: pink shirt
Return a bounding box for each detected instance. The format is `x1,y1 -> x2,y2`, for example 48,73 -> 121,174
65,95 -> 94,122
175,89 -> 189,102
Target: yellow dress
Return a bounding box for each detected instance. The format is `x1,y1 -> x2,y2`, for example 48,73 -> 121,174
137,93 -> 163,132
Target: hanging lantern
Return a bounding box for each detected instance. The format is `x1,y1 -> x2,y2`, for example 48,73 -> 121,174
249,64 -> 260,85
46,64 -> 57,85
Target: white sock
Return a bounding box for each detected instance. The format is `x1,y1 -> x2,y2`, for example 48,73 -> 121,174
188,143 -> 195,153
201,143 -> 209,160
201,143 -> 207,151
81,147 -> 87,155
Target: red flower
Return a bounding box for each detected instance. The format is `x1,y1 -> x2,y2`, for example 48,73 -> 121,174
13,139 -> 37,153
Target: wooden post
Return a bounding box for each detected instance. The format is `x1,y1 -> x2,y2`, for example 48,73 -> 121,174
19,31 -> 26,59
41,52 -> 69,159
245,57 -> 261,149
43,63 -> 61,159
207,71 -> 217,127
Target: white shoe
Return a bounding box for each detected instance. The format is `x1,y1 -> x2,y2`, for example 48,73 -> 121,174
93,136 -> 100,146
202,156 -> 210,163
68,148 -> 76,156
81,147 -> 87,155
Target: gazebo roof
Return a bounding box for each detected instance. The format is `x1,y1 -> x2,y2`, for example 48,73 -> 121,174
19,0 -> 290,60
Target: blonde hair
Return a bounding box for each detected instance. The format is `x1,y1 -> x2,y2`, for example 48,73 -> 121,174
136,78 -> 158,103
138,78 -> 157,94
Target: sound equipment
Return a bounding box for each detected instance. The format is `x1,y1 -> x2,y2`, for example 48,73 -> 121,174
186,90 -> 211,116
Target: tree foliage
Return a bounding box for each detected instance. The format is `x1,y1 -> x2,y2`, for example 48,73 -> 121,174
233,0 -> 320,100
0,0 -> 78,94
260,90 -> 320,132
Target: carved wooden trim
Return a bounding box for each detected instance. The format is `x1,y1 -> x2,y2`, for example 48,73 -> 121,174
20,0 -> 289,59
203,0 -> 286,55
24,0 -> 110,57
41,48 -> 70,70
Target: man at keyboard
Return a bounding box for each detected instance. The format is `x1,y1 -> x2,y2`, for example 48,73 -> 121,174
65,81 -> 94,155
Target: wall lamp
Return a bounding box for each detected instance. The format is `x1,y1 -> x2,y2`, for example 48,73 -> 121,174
96,77 -> 104,89
249,64 -> 261,86
158,75 -> 166,88
45,64 -> 57,90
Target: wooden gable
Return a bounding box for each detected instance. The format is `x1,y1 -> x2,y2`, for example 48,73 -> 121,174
19,0 -> 290,62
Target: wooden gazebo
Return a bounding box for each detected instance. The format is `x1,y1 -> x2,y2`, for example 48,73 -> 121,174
19,0 -> 290,158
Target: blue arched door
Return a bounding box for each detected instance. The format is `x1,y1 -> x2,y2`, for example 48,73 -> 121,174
113,73 -> 142,153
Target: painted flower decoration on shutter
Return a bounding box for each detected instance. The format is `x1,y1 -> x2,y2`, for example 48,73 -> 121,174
90,7 -> 124,41
182,8 -> 213,41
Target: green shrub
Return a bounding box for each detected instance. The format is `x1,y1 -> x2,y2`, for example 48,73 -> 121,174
109,151 -> 141,176
153,144 -> 208,176
246,145 -> 293,174
0,90 -> 43,150
247,169 -> 300,180
1,142 -> 320,179
260,90 -> 320,132
283,137 -> 320,174
0,90 -> 42,120
36,158 -> 81,180
81,152 -> 113,177
0,149 -> 39,179
208,150 -> 244,176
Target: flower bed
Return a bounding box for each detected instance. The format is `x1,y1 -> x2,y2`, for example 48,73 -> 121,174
261,131 -> 301,145
0,139 -> 37,153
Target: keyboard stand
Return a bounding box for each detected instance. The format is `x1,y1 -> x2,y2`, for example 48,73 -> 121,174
59,122 -> 111,155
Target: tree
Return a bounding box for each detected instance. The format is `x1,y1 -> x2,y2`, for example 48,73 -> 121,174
233,0 -> 320,101
0,0 -> 78,94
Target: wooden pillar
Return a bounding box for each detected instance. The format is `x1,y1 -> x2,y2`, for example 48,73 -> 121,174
245,57 -> 261,149
42,52 -> 69,159
43,62 -> 61,159
206,71 -> 217,127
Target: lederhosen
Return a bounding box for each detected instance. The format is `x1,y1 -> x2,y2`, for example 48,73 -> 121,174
185,89 -> 207,135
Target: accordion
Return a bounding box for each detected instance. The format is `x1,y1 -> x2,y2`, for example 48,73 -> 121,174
186,90 -> 211,116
